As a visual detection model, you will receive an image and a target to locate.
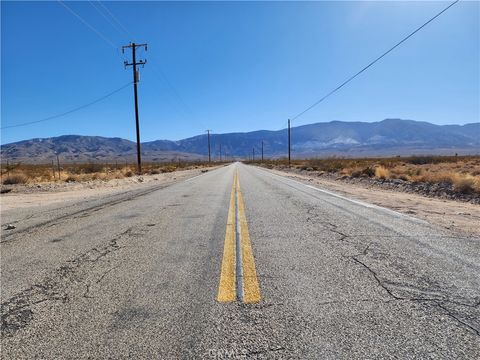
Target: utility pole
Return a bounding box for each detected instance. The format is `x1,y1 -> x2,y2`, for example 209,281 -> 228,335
206,130 -> 212,163
219,144 -> 222,162
252,147 -> 255,161
122,42 -> 147,174
261,140 -> 264,161
288,118 -> 291,166
56,155 -> 61,179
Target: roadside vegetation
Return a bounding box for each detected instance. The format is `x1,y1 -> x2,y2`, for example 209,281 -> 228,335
248,155 -> 480,195
0,161 -> 224,186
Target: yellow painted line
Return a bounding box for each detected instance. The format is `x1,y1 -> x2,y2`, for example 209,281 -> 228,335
236,175 -> 262,304
217,171 -> 237,302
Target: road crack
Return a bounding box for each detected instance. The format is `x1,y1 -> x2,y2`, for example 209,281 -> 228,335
83,265 -> 120,299
349,245 -> 480,336
0,225 -> 144,337
436,303 -> 480,336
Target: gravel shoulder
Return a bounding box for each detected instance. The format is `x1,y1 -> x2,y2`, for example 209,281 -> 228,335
263,167 -> 480,237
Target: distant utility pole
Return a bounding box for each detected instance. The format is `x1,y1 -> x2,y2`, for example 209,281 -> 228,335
219,144 -> 222,161
122,42 -> 147,174
56,155 -> 61,179
261,140 -> 264,161
288,118 -> 291,166
252,147 -> 255,161
206,130 -> 212,163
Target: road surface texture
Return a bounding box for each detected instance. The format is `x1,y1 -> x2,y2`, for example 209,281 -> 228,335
1,163 -> 479,359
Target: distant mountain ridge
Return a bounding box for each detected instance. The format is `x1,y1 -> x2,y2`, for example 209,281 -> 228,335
1,119 -> 479,163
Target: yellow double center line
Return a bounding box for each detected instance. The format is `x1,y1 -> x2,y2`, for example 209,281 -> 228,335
217,170 -> 261,304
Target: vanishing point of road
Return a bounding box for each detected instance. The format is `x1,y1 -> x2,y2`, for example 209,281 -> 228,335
1,163 -> 479,358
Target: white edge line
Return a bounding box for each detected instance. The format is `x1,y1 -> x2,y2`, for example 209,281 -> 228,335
254,166 -> 428,224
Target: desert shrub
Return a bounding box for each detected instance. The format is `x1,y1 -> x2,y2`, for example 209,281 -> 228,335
454,178 -> 475,194
80,163 -> 104,174
161,166 -> 177,173
111,171 -> 125,179
64,175 -> 76,183
430,172 -> 455,184
67,166 -> 83,175
350,169 -> 362,178
124,170 -> 133,177
361,167 -> 375,177
375,166 -> 390,179
407,156 -> 435,165
453,175 -> 479,194
2,174 -> 28,185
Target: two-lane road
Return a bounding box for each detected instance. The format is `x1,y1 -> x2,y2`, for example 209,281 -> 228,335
1,163 -> 479,358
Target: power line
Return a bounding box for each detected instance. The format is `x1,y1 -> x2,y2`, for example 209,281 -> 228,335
57,0 -> 118,49
94,2 -> 199,125
86,1 -> 201,130
82,0 -> 199,129
149,60 -> 195,117
58,1 -> 129,63
88,0 -> 128,41
291,0 -> 460,121
102,4 -> 196,121
97,1 -> 135,39
1,82 -> 132,130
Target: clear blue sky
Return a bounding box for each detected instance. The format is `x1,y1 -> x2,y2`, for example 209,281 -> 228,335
1,1 -> 479,144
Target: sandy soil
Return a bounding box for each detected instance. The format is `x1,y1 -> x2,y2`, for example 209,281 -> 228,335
0,167 -> 212,212
267,168 -> 480,237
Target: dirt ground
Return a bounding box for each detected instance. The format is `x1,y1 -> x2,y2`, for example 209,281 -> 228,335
267,168 -> 480,238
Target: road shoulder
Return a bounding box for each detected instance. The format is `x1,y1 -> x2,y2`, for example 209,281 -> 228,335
260,167 -> 480,237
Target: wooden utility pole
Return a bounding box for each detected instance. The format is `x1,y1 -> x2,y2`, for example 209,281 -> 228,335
122,42 -> 147,174
288,119 -> 291,166
261,140 -> 264,161
56,155 -> 61,179
206,130 -> 212,163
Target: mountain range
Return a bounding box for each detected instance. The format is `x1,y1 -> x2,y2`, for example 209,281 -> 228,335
1,119 -> 479,163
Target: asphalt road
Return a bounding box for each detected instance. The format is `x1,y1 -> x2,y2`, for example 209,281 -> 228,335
1,163 -> 479,359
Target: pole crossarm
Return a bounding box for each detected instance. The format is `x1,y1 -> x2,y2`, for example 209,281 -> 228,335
124,60 -> 147,68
